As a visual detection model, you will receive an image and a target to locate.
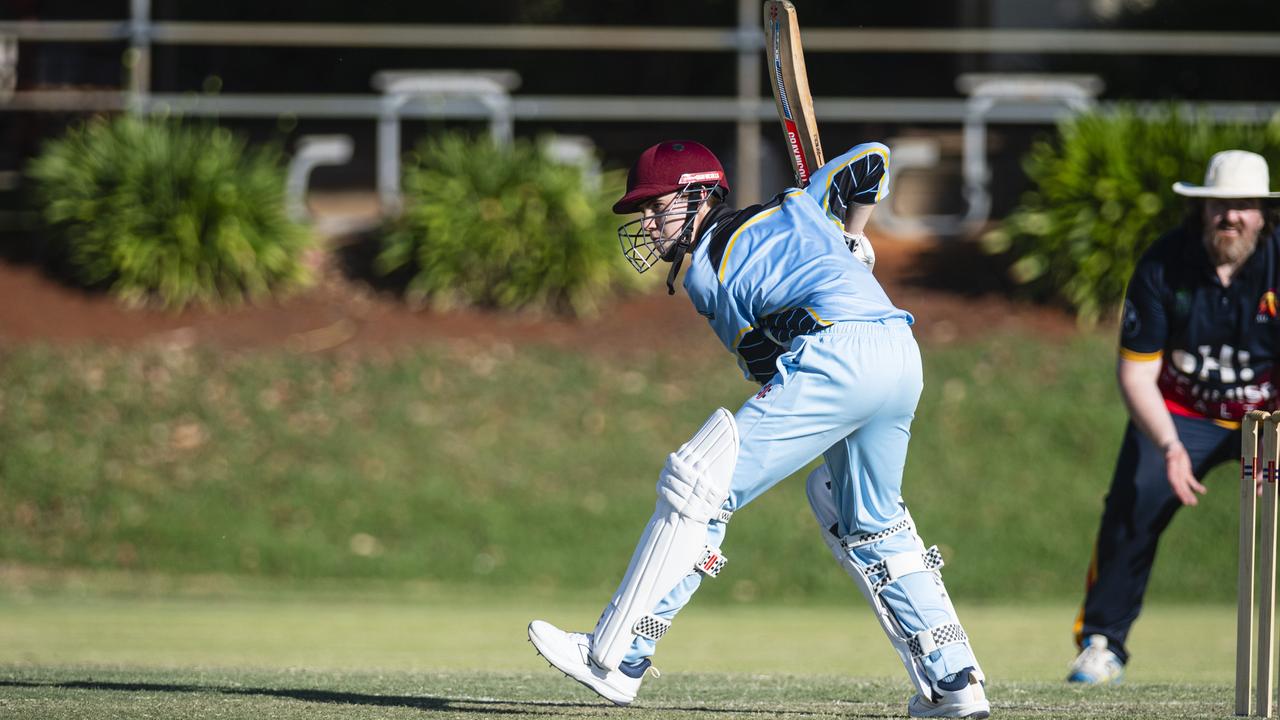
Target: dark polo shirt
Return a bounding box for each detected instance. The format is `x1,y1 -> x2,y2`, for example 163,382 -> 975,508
1120,224 -> 1280,424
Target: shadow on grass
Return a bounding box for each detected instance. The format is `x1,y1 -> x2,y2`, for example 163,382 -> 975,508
0,678 -> 878,717
0,678 -> 581,715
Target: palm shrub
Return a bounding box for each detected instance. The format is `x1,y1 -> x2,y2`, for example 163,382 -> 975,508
28,116 -> 310,308
985,106 -> 1280,321
377,132 -> 639,316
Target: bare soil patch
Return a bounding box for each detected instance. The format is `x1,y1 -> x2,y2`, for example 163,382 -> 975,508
0,195 -> 1079,356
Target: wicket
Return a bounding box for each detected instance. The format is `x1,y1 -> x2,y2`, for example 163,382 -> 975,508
1239,410 -> 1279,717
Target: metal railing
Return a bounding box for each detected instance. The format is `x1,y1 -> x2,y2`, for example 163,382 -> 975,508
5,20 -> 1280,55
3,1 -> 1280,229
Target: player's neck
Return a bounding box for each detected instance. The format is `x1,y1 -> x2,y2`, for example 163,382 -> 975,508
1210,251 -> 1254,286
1202,231 -> 1259,287
686,203 -> 715,247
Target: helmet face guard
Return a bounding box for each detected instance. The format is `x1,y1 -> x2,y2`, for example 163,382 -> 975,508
616,183 -> 713,274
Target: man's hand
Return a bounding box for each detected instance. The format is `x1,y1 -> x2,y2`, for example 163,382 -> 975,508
843,231 -> 876,272
1163,440 -> 1206,505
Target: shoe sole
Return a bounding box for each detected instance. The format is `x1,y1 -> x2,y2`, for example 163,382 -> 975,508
1066,673 -> 1123,685
909,707 -> 990,719
527,623 -> 634,706
908,694 -> 991,719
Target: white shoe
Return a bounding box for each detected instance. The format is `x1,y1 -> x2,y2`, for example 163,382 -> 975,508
1066,634 -> 1124,685
527,620 -> 657,706
908,666 -> 990,718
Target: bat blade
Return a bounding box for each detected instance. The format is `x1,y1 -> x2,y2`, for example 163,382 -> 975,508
764,0 -> 824,187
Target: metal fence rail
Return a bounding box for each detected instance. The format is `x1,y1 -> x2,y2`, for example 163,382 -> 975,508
6,90 -> 1277,125
3,21 -> 1279,56
3,0 -> 1279,226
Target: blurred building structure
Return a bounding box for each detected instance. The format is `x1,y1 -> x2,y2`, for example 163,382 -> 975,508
1,0 -> 1278,232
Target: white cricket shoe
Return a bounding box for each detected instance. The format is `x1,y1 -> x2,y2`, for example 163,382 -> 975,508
1066,634 -> 1124,685
527,620 -> 657,706
908,666 -> 990,719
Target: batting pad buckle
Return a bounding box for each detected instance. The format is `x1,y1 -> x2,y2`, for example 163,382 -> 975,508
867,546 -> 945,593
908,622 -> 968,658
695,546 -> 728,577
633,614 -> 671,641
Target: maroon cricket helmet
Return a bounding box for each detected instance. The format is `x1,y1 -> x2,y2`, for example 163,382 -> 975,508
612,140 -> 729,214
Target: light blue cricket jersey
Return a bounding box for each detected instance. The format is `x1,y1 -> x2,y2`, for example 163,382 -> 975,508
680,143 -> 914,382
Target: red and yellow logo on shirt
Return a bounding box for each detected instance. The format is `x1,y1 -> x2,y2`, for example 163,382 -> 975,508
1259,290 -> 1278,319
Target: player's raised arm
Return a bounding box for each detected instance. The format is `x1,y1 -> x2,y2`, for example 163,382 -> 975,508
804,142 -> 892,272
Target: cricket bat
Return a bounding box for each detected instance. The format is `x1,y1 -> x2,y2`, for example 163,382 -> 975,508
764,0 -> 824,187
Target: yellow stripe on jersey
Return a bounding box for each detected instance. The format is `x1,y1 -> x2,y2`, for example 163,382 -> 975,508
731,324 -> 755,349
820,146 -> 890,223
1118,347 -> 1163,363
805,307 -> 833,326
1214,418 -> 1243,430
717,191 -> 804,284
765,305 -> 831,324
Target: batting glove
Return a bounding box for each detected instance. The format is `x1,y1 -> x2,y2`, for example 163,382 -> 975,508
843,231 -> 876,273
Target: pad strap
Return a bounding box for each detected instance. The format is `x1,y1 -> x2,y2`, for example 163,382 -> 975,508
908,622 -> 968,658
633,615 -> 671,641
868,546 -> 944,593
840,518 -> 911,549
696,546 -> 727,577
626,546 -> 726,647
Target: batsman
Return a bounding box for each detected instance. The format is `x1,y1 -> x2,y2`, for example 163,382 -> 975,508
527,139 -> 990,719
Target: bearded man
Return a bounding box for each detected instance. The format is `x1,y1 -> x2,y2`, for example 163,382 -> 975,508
1067,150 -> 1280,684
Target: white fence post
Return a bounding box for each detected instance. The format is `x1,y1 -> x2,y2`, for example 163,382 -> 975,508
371,70 -> 520,216
286,135 -> 355,223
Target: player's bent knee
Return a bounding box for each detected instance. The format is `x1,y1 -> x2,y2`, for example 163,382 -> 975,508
657,407 -> 738,524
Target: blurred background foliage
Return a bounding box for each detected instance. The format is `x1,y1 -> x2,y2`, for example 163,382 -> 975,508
376,132 -> 642,316
27,116 -> 312,309
0,331 -> 1242,603
22,120 -> 643,317
986,106 -> 1280,321
25,109 -> 1280,323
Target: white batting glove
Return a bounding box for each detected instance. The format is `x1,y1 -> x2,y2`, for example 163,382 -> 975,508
843,231 -> 876,273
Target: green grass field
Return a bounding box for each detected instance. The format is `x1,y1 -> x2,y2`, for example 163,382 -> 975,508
0,576 -> 1247,719
0,328 -> 1259,717
0,666 -> 1240,719
0,330 -> 1249,604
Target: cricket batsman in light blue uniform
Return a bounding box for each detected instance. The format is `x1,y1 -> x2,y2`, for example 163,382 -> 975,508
529,140 -> 989,719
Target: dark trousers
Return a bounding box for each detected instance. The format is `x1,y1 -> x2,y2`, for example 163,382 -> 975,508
1074,414 -> 1237,663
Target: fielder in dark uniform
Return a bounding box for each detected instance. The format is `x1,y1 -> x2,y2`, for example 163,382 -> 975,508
1069,150 -> 1280,684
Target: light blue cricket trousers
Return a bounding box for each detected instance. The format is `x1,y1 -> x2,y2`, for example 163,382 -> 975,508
624,319 -> 976,681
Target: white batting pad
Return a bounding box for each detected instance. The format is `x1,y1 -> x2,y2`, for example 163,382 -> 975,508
591,408 -> 739,670
804,464 -> 983,699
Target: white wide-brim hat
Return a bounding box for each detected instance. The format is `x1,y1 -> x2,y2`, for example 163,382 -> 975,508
1172,150 -> 1280,199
